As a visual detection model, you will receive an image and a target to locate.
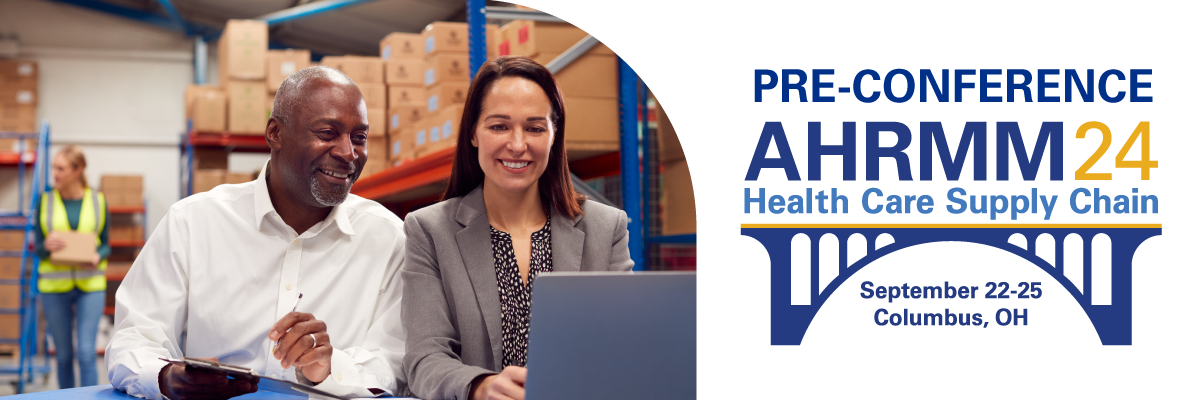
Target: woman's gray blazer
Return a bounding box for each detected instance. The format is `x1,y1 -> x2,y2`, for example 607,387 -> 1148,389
400,185 -> 635,400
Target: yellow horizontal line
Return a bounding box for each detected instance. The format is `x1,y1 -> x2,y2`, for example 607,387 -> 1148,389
741,223 -> 1163,229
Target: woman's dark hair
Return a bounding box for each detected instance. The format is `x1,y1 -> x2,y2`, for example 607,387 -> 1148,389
442,56 -> 585,218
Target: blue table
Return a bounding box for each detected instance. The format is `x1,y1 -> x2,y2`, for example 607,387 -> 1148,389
7,384 -> 306,399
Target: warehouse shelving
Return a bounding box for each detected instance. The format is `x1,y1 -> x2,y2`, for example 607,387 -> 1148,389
179,127 -> 271,199
0,123 -> 53,394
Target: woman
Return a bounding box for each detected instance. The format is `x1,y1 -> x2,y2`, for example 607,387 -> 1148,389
400,56 -> 634,400
36,145 -> 109,389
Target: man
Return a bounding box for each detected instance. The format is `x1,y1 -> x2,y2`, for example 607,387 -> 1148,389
107,66 -> 406,399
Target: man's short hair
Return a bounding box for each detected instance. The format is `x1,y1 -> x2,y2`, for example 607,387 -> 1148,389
273,65 -> 356,128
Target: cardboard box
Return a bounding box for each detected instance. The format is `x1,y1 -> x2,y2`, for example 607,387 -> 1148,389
190,147 -> 229,170
564,97 -> 619,144
361,158 -> 388,178
226,81 -> 268,134
100,175 -> 144,208
417,104 -> 464,157
388,105 -> 426,132
423,54 -> 470,86
426,81 -> 470,113
0,257 -> 23,280
504,20 -> 613,59
389,128 -> 416,163
225,172 -> 254,184
110,224 -> 144,242
367,136 -> 388,164
0,138 -> 36,153
532,53 -> 618,99
185,86 -> 227,132
388,85 -> 425,107
267,92 -> 277,118
0,314 -> 19,339
324,56 -> 384,84
0,104 -> 37,133
656,103 -> 684,163
49,231 -> 96,266
0,59 -> 38,84
368,108 -> 386,137
0,285 -> 19,311
661,159 -> 696,235
192,169 -> 225,193
359,83 -> 387,110
380,32 -> 422,60
0,230 -> 25,251
218,20 -> 268,84
384,59 -> 424,86
421,22 -> 470,56
487,24 -> 499,60
0,82 -> 37,106
267,49 -> 311,92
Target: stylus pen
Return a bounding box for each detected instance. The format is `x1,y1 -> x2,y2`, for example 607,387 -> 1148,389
273,293 -> 304,353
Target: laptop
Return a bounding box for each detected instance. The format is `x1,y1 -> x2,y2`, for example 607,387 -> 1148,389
525,272 -> 697,400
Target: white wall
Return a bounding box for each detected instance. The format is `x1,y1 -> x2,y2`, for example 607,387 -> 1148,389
0,0 -> 269,229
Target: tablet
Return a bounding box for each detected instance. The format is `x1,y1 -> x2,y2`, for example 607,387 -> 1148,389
160,357 -> 353,399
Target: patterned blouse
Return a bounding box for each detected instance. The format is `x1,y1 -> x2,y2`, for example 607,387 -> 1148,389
489,217 -> 553,367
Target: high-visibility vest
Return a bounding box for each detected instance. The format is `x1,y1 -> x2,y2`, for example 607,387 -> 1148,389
38,188 -> 108,293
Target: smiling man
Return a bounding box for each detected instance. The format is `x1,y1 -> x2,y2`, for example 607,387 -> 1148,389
107,66 -> 406,400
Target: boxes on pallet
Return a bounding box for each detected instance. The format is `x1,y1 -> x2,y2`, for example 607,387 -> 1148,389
267,49 -> 312,92
0,285 -> 18,310
380,32 -> 422,60
368,108 -> 386,137
190,148 -> 229,170
388,85 -> 424,107
423,54 -> 470,87
500,20 -> 613,59
388,105 -> 426,132
185,86 -> 227,132
563,97 -> 619,144
227,81 -> 268,134
0,104 -> 36,133
661,159 -> 696,235
0,82 -> 36,106
532,53 -> 617,99
323,56 -> 385,84
0,314 -> 18,339
218,20 -> 268,85
385,59 -> 424,86
101,175 -> 144,208
421,22 -> 469,57
192,170 -> 226,193
0,59 -> 37,84
110,225 -> 145,242
389,128 -> 416,164
361,136 -> 389,177
656,104 -> 685,163
0,256 -> 22,280
426,82 -> 469,113
416,104 -> 463,158
359,83 -> 387,110
0,231 -> 24,251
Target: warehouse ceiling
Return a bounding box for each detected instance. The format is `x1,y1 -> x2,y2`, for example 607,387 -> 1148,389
52,0 -> 514,56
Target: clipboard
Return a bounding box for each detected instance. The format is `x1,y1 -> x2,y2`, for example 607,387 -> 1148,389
160,357 -> 353,399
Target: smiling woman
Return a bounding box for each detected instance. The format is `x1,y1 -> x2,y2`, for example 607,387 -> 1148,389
400,56 -> 635,400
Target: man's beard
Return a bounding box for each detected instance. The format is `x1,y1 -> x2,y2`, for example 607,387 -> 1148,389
309,164 -> 359,206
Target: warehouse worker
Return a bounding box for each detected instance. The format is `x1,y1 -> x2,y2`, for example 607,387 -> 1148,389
35,145 -> 109,389
107,66 -> 406,400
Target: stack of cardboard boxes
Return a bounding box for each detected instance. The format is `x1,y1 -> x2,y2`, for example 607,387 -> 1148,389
184,20 -> 274,135
320,54 -> 388,176
495,20 -> 619,151
188,147 -> 256,193
413,22 -> 472,160
655,104 -> 694,235
380,32 -> 426,165
101,175 -> 146,243
0,59 -> 39,153
0,230 -> 25,341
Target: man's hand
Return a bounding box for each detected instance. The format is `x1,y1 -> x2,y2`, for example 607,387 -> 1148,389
158,357 -> 258,400
270,312 -> 332,384
470,366 -> 527,400
45,232 -> 66,252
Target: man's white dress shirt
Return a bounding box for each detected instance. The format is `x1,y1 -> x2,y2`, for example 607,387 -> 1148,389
107,162 -> 407,399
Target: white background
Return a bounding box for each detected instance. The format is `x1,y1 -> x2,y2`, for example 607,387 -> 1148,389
527,1 -> 1197,397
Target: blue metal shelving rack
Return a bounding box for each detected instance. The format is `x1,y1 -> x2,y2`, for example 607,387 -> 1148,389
0,121 -> 53,393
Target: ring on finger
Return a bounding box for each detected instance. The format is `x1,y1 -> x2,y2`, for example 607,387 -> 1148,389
309,333 -> 317,349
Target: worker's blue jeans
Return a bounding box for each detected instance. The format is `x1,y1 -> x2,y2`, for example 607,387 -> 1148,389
41,288 -> 105,388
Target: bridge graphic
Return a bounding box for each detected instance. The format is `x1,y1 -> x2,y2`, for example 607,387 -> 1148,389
741,224 -> 1162,345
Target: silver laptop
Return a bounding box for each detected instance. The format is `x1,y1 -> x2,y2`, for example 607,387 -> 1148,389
525,272 -> 696,400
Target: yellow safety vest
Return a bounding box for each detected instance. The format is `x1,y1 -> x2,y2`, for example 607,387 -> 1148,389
38,188 -> 108,293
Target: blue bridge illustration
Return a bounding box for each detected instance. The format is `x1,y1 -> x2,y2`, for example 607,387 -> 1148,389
741,224 -> 1162,345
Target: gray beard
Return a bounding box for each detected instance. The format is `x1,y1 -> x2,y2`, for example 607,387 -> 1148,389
309,167 -> 356,206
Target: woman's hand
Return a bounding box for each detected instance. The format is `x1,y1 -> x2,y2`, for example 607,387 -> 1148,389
79,253 -> 100,269
471,366 -> 527,400
45,232 -> 66,252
